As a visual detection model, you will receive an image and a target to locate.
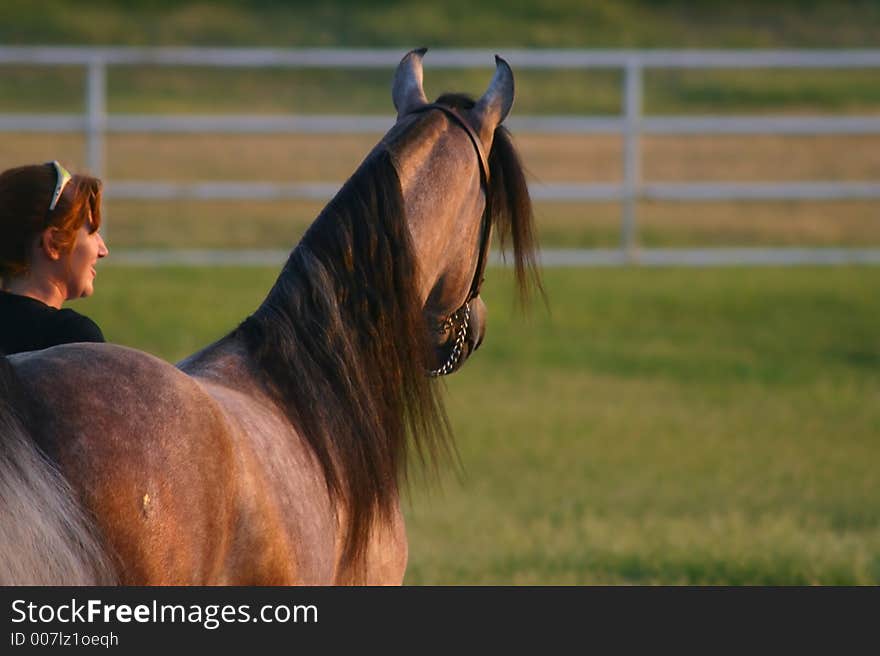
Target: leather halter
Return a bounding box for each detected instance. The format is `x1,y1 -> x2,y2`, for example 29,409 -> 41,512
406,103 -> 494,376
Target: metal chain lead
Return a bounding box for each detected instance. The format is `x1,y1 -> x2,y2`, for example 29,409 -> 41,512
427,303 -> 471,377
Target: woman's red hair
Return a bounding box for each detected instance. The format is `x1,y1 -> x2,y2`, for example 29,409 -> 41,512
0,163 -> 103,282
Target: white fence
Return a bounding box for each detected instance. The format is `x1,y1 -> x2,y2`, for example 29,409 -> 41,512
1,46 -> 879,265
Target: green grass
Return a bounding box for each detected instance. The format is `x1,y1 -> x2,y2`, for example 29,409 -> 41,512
4,0 -> 880,48
75,264 -> 880,584
3,1 -> 880,117
4,63 -> 880,117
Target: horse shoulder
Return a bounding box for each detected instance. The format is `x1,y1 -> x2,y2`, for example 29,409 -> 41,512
185,343 -> 408,584
191,378 -> 338,584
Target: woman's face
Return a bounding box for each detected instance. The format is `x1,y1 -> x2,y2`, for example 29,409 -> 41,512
61,225 -> 109,299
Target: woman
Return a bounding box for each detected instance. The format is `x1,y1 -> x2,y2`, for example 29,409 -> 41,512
0,161 -> 109,355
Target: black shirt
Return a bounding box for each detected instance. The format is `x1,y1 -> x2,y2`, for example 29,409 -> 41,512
0,291 -> 105,355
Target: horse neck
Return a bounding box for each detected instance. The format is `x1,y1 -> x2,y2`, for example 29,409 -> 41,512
179,142 -> 454,579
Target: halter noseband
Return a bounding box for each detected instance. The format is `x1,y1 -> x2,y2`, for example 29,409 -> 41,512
406,103 -> 493,377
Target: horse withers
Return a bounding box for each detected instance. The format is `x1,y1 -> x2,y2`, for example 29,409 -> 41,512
0,49 -> 541,585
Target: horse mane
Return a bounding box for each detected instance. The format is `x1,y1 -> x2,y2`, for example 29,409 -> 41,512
235,148 -> 446,580
235,97 -> 541,581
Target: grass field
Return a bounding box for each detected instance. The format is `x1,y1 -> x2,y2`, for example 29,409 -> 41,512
5,0 -> 880,49
74,264 -> 880,584
5,65 -> 880,117
4,3 -> 880,125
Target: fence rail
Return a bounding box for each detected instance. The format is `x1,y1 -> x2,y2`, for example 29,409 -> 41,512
106,247 -> 880,268
4,47 -> 880,68
6,113 -> 880,136
1,46 -> 879,265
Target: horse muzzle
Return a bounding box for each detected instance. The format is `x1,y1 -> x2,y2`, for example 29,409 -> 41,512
429,296 -> 486,376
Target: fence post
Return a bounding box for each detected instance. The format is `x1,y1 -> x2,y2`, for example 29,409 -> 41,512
86,58 -> 106,179
622,58 -> 642,263
85,57 -> 107,236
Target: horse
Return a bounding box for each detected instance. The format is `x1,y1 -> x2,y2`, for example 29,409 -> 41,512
0,49 -> 540,585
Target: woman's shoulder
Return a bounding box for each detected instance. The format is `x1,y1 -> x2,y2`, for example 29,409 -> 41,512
55,308 -> 106,343
0,293 -> 105,354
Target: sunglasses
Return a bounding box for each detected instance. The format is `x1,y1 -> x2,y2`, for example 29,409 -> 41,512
47,160 -> 72,212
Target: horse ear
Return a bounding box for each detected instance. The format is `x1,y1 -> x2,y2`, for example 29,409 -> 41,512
471,55 -> 515,145
393,48 -> 429,118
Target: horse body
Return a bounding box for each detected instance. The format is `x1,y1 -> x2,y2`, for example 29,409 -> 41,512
12,339 -> 406,584
0,50 -> 538,585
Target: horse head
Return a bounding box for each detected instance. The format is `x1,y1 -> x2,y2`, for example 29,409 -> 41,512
387,48 -> 535,376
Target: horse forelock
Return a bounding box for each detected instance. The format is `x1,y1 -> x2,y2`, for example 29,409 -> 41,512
236,148 -> 451,581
